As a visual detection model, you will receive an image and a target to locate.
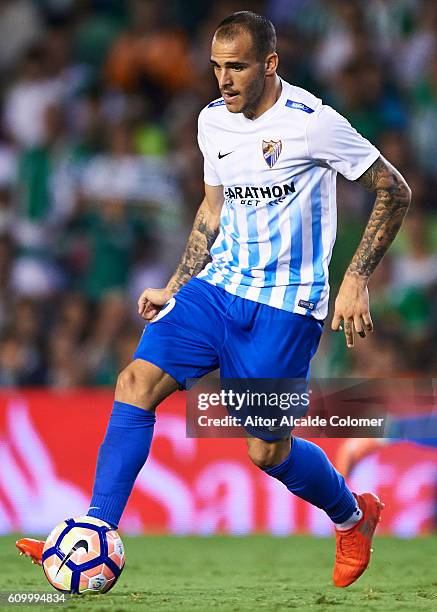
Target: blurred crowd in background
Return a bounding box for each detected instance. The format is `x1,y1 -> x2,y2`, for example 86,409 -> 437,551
0,0 -> 436,387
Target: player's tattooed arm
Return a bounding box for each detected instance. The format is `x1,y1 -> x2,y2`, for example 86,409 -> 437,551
331,156 -> 411,347
166,199 -> 221,293
348,156 -> 411,279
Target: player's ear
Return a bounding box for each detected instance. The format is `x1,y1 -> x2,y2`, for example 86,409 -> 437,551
265,52 -> 278,75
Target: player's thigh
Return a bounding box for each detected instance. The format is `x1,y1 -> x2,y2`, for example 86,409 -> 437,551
262,312 -> 323,378
221,306 -> 322,441
115,359 -> 180,410
221,308 -> 323,378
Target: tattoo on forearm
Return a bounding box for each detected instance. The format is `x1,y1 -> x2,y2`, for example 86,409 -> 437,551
167,206 -> 219,292
348,157 -> 411,279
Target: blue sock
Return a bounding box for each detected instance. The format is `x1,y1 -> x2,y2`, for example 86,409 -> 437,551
263,437 -> 357,523
87,401 -> 155,528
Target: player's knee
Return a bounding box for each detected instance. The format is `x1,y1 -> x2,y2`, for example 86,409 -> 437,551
116,366 -> 137,394
115,362 -> 154,409
247,438 -> 291,469
248,446 -> 277,469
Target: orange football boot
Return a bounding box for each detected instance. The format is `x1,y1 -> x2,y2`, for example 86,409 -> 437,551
16,538 -> 45,565
333,492 -> 385,587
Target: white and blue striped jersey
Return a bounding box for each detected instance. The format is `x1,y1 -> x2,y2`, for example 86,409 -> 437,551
196,78 -> 379,320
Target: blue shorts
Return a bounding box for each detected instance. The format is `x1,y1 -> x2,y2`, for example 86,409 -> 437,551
134,278 -> 323,389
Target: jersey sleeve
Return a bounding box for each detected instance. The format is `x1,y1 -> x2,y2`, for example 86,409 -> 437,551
306,105 -> 380,181
197,114 -> 222,186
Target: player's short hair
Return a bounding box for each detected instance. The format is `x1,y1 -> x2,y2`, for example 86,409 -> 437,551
215,11 -> 277,62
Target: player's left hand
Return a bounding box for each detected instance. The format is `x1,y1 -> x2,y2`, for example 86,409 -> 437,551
331,274 -> 373,348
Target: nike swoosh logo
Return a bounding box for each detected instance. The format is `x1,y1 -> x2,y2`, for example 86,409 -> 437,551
56,539 -> 89,576
218,151 -> 234,159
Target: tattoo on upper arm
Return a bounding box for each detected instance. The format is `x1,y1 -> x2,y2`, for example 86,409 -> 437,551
356,157 -> 387,191
167,206 -> 219,292
348,156 -> 411,279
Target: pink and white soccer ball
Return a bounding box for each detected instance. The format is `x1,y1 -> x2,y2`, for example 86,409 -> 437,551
42,516 -> 125,594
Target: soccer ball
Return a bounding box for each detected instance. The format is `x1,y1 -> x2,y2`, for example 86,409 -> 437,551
42,516 -> 125,594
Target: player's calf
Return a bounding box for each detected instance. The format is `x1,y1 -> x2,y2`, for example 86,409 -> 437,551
88,360 -> 178,527
255,436 -> 383,584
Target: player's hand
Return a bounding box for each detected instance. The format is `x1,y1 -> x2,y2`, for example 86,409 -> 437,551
331,274 -> 373,348
138,287 -> 174,321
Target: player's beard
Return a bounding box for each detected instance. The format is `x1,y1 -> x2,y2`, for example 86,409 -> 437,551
240,64 -> 266,119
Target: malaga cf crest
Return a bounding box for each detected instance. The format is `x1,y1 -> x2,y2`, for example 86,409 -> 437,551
262,139 -> 282,168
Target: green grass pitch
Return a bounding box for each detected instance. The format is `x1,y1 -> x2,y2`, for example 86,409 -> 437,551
0,535 -> 436,611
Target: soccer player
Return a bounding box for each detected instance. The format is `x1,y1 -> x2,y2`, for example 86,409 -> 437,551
17,12 -> 411,587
